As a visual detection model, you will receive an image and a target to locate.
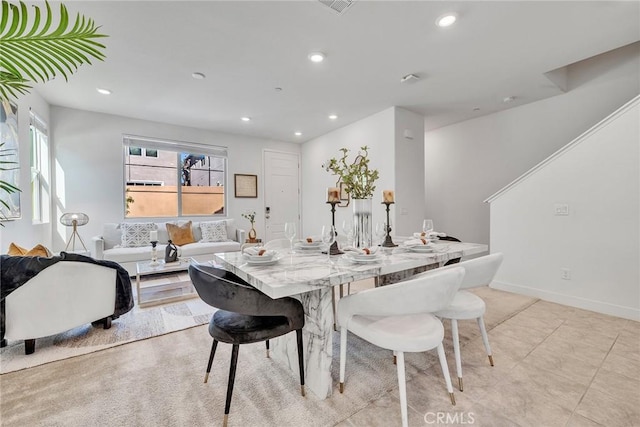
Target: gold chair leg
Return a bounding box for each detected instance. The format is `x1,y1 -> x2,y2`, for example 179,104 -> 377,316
204,372 -> 210,383
223,414 -> 228,427
339,382 -> 344,393
301,385 -> 306,397
449,392 -> 456,406
458,377 -> 463,392
488,355 -> 494,366
393,355 -> 397,365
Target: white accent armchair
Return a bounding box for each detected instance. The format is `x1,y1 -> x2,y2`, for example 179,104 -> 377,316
3,261 -> 118,355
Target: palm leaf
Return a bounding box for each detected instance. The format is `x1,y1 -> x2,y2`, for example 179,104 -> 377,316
0,0 -> 107,98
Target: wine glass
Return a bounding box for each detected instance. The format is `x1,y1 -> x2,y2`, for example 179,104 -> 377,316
422,219 -> 434,236
284,222 -> 297,252
342,220 -> 354,247
321,225 -> 335,262
375,222 -> 387,247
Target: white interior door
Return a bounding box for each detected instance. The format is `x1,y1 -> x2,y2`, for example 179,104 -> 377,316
264,150 -> 300,242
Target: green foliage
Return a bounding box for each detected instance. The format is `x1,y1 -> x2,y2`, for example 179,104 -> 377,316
241,211 -> 256,224
323,146 -> 379,199
0,0 -> 108,99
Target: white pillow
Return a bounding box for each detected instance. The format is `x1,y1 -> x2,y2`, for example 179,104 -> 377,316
120,223 -> 157,248
200,221 -> 229,242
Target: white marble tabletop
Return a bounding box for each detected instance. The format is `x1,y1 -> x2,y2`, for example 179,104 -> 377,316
213,240 -> 488,299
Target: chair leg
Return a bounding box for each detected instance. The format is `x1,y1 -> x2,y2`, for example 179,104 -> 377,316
436,342 -> 456,406
266,339 -> 270,358
204,339 -> 218,383
477,316 -> 493,366
223,344 -> 240,427
332,287 -> 337,331
296,329 -> 305,397
393,350 -> 397,365
451,319 -> 463,391
339,327 -> 347,393
396,351 -> 408,427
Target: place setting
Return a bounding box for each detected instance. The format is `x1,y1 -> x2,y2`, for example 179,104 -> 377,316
241,246 -> 283,266
400,219 -> 450,254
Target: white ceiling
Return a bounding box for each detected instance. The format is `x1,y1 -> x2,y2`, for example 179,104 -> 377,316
33,1 -> 640,143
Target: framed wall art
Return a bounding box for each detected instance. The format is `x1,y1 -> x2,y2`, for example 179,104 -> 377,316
234,174 -> 258,198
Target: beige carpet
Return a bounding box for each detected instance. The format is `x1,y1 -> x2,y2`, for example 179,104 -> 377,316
0,297 -> 215,374
0,288 -> 538,427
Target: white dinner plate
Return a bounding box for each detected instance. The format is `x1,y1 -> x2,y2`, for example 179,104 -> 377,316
344,253 -> 383,264
243,251 -> 277,262
406,245 -> 435,253
245,254 -> 282,266
295,243 -> 323,250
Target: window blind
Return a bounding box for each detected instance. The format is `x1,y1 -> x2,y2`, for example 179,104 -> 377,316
123,134 -> 227,158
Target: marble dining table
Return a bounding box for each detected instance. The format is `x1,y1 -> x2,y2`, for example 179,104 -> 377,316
212,239 -> 488,399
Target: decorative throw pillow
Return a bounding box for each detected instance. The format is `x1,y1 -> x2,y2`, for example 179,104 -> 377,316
200,221 -> 229,242
166,221 -> 195,246
120,223 -> 157,248
8,242 -> 52,257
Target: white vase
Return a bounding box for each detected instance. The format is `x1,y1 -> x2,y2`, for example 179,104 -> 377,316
352,198 -> 372,248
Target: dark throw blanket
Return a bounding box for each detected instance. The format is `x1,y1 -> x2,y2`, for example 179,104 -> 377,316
0,252 -> 134,343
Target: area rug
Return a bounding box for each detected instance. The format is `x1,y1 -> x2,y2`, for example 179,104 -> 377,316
0,297 -> 215,374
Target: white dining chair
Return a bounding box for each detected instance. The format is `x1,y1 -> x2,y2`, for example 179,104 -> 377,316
337,267 -> 465,427
431,253 -> 504,392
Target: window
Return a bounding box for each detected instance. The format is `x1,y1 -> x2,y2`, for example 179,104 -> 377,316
30,113 -> 50,223
123,135 -> 227,218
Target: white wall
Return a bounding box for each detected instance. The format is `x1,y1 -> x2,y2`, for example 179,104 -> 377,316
49,106 -> 299,251
424,42 -> 640,245
0,92 -> 51,252
488,97 -> 639,320
394,108 -> 425,236
301,108 -> 395,238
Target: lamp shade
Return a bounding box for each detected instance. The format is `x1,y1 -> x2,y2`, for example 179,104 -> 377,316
60,212 -> 89,227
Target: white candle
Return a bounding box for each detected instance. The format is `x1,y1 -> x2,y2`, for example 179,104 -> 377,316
150,230 -> 158,241
327,187 -> 340,203
383,190 -> 394,203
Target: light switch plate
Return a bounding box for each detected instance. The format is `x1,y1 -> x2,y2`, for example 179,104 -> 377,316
554,204 -> 569,216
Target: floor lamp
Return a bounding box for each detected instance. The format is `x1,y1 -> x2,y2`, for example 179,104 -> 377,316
60,212 -> 89,252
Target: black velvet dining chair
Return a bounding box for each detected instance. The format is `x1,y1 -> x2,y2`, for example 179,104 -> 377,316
188,263 -> 306,427
440,235 -> 462,266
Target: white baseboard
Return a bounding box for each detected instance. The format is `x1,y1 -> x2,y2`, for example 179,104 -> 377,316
491,280 -> 640,322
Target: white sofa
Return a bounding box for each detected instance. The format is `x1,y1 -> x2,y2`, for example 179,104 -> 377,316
3,261 -> 118,354
91,220 -> 245,275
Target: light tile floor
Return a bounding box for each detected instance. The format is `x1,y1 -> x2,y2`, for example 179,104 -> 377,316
335,281 -> 640,427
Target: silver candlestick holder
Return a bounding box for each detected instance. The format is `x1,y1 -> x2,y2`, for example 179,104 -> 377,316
149,241 -> 159,266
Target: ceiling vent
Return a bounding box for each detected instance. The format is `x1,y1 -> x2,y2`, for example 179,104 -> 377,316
318,0 -> 356,15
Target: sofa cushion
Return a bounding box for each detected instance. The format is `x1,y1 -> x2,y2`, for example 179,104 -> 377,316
180,241 -> 241,257
104,245 -> 165,264
166,221 -> 196,246
200,220 -> 229,242
120,223 -> 157,248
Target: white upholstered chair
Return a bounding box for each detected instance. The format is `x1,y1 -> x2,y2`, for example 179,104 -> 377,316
432,252 -> 504,392
337,267 -> 465,427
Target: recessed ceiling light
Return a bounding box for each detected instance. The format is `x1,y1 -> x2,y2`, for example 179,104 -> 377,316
308,52 -> 326,63
436,13 -> 457,27
241,117 -> 251,122
294,132 -> 302,136
96,88 -> 111,95
328,114 -> 338,120
191,72 -> 206,80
